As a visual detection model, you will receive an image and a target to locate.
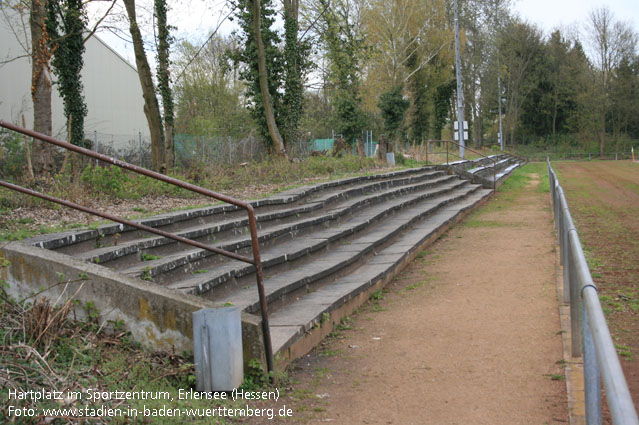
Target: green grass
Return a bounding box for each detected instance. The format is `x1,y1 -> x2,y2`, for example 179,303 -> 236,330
464,219 -> 511,228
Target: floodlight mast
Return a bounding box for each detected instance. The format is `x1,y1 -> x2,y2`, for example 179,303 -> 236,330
495,0 -> 504,152
454,0 -> 465,159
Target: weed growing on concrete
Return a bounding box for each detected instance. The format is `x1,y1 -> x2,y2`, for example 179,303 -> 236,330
141,266 -> 153,281
141,253 -> 161,261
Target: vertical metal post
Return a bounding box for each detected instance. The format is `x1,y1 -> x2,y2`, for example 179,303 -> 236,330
561,211 -> 570,305
493,160 -> 496,191
94,130 -> 98,166
453,0 -> 465,159
583,303 -> 603,425
446,140 -> 449,166
569,235 -> 583,357
426,140 -> 429,165
494,0 -> 504,152
498,74 -> 504,152
138,132 -> 142,166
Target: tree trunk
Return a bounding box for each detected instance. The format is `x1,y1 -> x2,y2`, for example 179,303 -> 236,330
252,0 -> 288,159
356,136 -> 364,159
30,0 -> 56,177
164,124 -> 174,169
122,0 -> 165,172
378,135 -> 388,161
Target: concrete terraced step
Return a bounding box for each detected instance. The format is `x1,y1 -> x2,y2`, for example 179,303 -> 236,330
269,187 -> 493,354
76,170 -> 450,268
189,183 -> 483,315
27,167 -> 437,253
445,154 -> 525,188
21,155 -> 524,365
121,176 -> 465,284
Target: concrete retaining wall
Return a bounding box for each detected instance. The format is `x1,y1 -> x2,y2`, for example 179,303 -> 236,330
0,242 -> 265,369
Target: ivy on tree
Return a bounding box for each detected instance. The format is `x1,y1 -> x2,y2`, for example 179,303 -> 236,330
228,0 -> 310,154
46,0 -> 87,147
155,0 -> 175,169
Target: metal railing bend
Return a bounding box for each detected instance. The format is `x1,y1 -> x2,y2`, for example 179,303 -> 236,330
548,158 -> 638,425
0,120 -> 275,377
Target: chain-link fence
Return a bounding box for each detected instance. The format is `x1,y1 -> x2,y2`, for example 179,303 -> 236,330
85,131 -> 317,169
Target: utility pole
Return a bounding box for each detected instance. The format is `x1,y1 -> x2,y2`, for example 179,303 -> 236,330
495,0 -> 504,152
498,70 -> 504,151
454,0 -> 465,159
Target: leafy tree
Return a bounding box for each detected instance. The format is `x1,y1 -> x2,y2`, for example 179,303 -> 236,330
587,6 -> 638,155
610,56 -> 639,141
315,0 -> 368,144
498,19 -> 543,146
229,0 -> 310,157
281,0 -> 310,148
378,85 -> 409,143
173,38 -> 250,138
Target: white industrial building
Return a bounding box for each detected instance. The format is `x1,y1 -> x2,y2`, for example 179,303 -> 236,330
0,7 -> 150,151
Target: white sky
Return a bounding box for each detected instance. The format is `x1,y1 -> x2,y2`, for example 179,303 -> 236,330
513,0 -> 639,34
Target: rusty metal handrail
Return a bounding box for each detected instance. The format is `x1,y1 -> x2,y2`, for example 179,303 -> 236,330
0,120 -> 275,376
441,139 -> 497,190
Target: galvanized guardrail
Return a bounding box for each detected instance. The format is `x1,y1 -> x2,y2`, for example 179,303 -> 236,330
548,159 -> 639,425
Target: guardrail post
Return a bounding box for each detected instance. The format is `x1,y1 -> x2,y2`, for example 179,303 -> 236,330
583,303 -> 603,425
569,233 -> 583,357
561,208 -> 571,305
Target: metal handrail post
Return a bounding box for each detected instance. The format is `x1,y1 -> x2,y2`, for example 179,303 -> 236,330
0,120 -> 275,377
562,220 -> 570,304
569,244 -> 583,357
446,140 -> 449,166
583,302 -> 602,425
561,195 -> 583,357
247,212 -> 275,376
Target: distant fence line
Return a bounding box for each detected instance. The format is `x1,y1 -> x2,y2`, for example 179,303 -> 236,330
85,131 -> 317,169
87,132 -> 392,169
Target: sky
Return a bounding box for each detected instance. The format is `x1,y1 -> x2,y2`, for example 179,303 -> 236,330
513,0 -> 639,34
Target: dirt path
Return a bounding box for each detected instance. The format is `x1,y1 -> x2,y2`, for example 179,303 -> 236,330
253,168 -> 568,424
